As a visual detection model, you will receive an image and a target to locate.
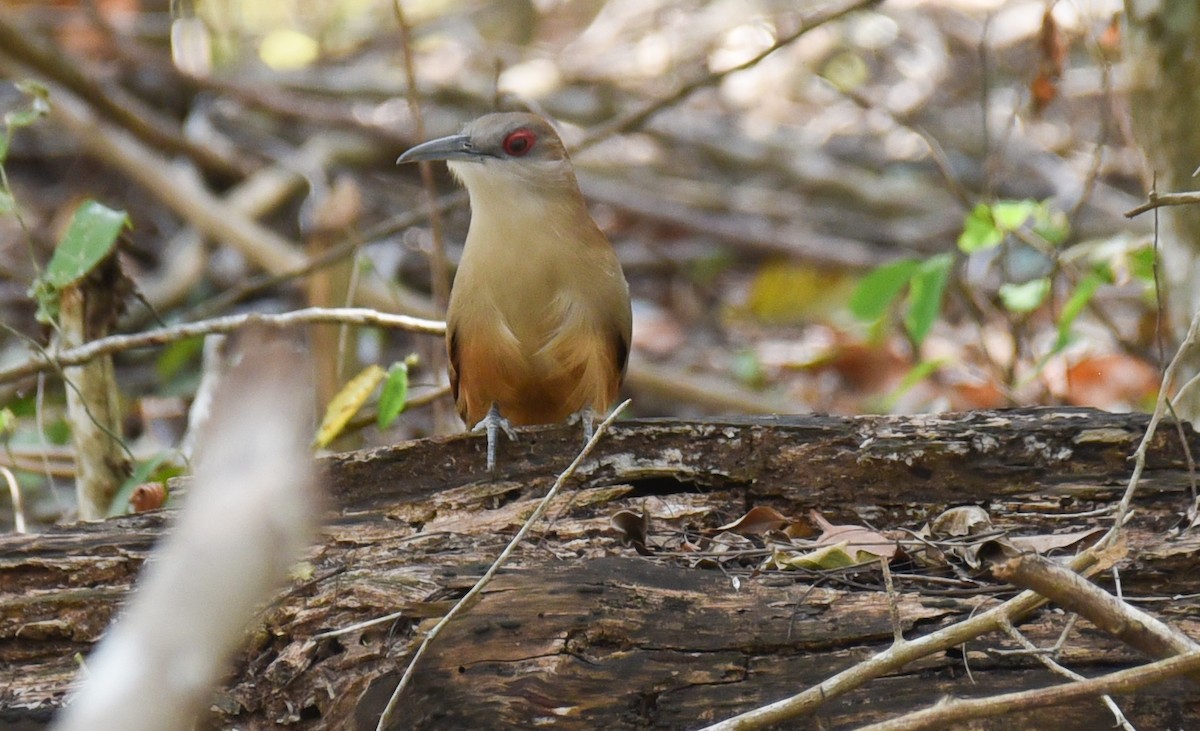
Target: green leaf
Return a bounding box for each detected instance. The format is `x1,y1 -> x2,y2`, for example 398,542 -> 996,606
376,361 -> 410,430
991,199 -> 1038,232
1032,203 -> 1070,245
107,451 -> 173,517
903,254 -> 953,346
6,394 -> 38,418
849,258 -> 920,321
1053,272 -> 1103,352
883,359 -> 945,411
0,81 -> 49,165
0,407 -> 14,436
1129,246 -> 1157,284
730,348 -> 766,389
44,417 -> 70,446
4,102 -> 47,130
41,200 -> 129,289
957,204 -> 1003,253
6,80 -> 49,129
999,278 -> 1051,313
690,251 -> 735,287
30,200 -> 130,323
0,189 -> 14,217
156,336 -> 204,383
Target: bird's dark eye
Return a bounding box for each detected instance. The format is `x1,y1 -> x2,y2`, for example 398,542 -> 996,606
502,129 -> 536,157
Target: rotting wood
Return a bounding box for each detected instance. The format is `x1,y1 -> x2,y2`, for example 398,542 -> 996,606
4,408 -> 1200,730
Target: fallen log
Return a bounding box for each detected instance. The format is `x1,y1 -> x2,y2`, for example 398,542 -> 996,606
4,408 -> 1200,730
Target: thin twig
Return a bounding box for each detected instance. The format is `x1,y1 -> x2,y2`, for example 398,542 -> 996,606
374,399 -> 631,731
996,616 -> 1135,731
1,466 -> 26,533
0,307 -> 445,386
393,0 -> 455,435
314,609 -> 408,641
699,545 -> 1105,730
1125,190 -> 1200,218
880,557 -> 904,646
577,0 -> 884,153
1102,304 -> 1200,549
392,0 -> 449,313
851,652 -> 1200,731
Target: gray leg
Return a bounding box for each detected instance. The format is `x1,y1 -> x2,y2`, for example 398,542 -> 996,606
472,403 -> 517,472
568,405 -> 596,445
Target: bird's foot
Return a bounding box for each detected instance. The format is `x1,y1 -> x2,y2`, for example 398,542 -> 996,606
472,404 -> 518,473
567,406 -> 596,445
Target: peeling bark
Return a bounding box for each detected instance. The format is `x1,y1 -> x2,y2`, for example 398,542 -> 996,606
4,408 -> 1200,730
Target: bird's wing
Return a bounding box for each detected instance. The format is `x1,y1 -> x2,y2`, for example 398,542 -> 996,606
447,326 -> 461,407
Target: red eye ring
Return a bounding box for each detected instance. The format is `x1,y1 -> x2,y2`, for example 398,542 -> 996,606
502,129 -> 536,157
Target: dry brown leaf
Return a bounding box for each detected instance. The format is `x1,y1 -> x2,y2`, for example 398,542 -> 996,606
708,531 -> 756,555
1098,12 -> 1121,59
929,505 -> 993,537
1006,527 -> 1104,555
1031,7 -> 1065,115
716,506 -> 790,535
1030,71 -> 1058,116
925,505 -> 995,569
1064,353 -> 1158,410
808,510 -> 896,560
610,510 -> 652,555
783,520 -> 817,539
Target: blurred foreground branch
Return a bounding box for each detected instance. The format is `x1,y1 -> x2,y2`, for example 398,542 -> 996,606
52,331 -> 321,731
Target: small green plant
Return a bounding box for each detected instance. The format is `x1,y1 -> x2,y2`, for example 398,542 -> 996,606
27,200 -> 130,324
0,80 -> 49,217
850,197 -> 1155,395
315,354 -> 419,447
376,356 -> 415,430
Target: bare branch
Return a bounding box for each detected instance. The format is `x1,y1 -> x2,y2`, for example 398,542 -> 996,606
850,652 -> 1200,731
991,550 -> 1200,662
1125,190 -> 1200,218
996,616 -> 1135,731
699,549 -> 1103,730
0,307 -> 445,386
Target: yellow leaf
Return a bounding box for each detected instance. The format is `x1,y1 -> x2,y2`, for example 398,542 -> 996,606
259,29 -> 319,70
767,542 -> 860,571
745,261 -> 856,323
315,364 -> 386,447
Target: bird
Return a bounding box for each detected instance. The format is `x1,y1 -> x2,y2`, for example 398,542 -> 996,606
398,112 -> 632,472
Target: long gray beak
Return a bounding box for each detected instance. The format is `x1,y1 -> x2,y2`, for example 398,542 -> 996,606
397,134 -> 483,164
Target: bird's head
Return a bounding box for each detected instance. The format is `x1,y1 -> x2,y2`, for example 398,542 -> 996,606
397,112 -> 578,198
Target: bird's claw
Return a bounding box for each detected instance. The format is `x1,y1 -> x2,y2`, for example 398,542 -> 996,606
473,404 -> 517,473
567,406 -> 596,444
